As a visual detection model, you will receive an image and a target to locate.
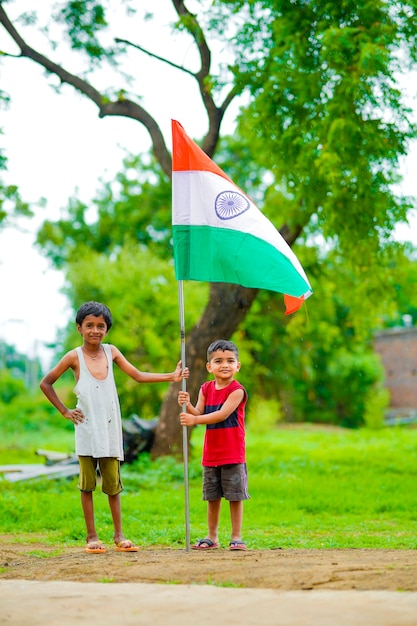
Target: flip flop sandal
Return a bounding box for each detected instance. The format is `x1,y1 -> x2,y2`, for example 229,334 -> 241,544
229,541 -> 247,551
85,541 -> 106,554
191,538 -> 219,550
115,540 -> 139,552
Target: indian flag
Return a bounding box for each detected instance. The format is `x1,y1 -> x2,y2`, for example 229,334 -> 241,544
171,120 -> 313,314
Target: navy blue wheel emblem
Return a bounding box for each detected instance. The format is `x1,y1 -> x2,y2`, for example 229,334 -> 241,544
215,190 -> 250,220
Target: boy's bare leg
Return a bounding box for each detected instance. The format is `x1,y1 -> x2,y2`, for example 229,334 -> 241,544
80,491 -> 100,544
229,500 -> 243,542
207,498 -> 221,544
108,493 -> 138,550
108,492 -> 125,544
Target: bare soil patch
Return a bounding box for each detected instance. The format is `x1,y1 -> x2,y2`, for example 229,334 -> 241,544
0,538 -> 416,590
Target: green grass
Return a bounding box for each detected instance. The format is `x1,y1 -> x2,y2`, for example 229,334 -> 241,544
1,421 -> 417,549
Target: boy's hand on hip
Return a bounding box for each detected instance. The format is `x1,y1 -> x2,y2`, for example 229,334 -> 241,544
64,408 -> 85,424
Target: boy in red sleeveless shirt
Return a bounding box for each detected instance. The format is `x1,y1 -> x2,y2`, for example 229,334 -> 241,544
178,340 -> 249,551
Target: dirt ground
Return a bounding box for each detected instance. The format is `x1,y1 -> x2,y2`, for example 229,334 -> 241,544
0,538 -> 416,590
2,539 -> 417,626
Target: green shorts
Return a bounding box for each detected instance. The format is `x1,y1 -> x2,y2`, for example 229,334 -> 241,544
77,456 -> 123,496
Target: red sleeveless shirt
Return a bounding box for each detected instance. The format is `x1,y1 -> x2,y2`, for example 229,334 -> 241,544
200,379 -> 247,467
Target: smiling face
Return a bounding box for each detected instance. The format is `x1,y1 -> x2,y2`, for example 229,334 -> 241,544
77,314 -> 108,346
206,349 -> 241,384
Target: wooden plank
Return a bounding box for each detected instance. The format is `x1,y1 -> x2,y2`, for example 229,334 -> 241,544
0,464 -> 45,473
35,449 -> 73,462
2,464 -> 79,482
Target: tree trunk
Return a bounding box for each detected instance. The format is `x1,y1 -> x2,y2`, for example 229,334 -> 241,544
151,282 -> 258,457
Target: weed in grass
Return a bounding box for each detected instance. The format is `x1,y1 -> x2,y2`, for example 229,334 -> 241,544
26,550 -> 63,558
164,580 -> 182,585
98,577 -> 116,583
206,576 -> 245,588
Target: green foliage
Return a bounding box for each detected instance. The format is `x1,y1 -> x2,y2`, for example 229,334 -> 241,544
0,181 -> 32,227
363,384 -> 391,429
0,342 -> 42,398
0,369 -> 25,404
0,388 -> 74,462
1,425 -> 416,549
54,0 -> 114,61
381,242 -> 417,327
222,0 -> 417,265
325,348 -> 386,427
246,395 -> 283,433
0,341 -> 28,377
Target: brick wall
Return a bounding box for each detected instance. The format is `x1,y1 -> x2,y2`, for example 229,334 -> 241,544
374,327 -> 417,411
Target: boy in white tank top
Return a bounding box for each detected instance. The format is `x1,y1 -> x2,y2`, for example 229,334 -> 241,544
40,301 -> 188,554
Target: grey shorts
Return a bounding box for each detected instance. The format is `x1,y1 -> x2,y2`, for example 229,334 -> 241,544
77,456 -> 123,496
202,463 -> 250,501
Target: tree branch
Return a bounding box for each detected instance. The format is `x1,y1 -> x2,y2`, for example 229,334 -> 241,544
171,0 -> 239,157
114,37 -> 195,78
0,1 -> 241,182
0,3 -> 173,177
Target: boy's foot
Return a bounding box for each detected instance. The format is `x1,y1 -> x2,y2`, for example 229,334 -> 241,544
115,539 -> 139,552
229,540 -> 247,551
85,541 -> 106,554
191,538 -> 219,550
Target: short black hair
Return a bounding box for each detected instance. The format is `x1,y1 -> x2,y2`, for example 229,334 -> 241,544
75,301 -> 113,330
207,339 -> 239,361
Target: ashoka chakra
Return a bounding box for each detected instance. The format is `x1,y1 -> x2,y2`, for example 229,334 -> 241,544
215,190 -> 250,220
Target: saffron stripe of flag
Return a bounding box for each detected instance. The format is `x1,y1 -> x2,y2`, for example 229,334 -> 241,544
171,120 -> 313,314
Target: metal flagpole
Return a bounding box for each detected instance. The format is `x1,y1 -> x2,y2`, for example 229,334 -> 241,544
178,279 -> 190,552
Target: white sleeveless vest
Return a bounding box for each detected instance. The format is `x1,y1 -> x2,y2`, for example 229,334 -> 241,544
74,344 -> 124,460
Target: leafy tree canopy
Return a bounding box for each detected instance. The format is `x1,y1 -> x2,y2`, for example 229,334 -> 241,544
216,0 -> 417,261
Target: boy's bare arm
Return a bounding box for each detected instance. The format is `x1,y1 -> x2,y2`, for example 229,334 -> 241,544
112,346 -> 188,383
180,388 -> 244,427
39,351 -> 84,423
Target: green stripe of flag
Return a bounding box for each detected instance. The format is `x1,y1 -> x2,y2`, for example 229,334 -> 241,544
173,225 -> 310,297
